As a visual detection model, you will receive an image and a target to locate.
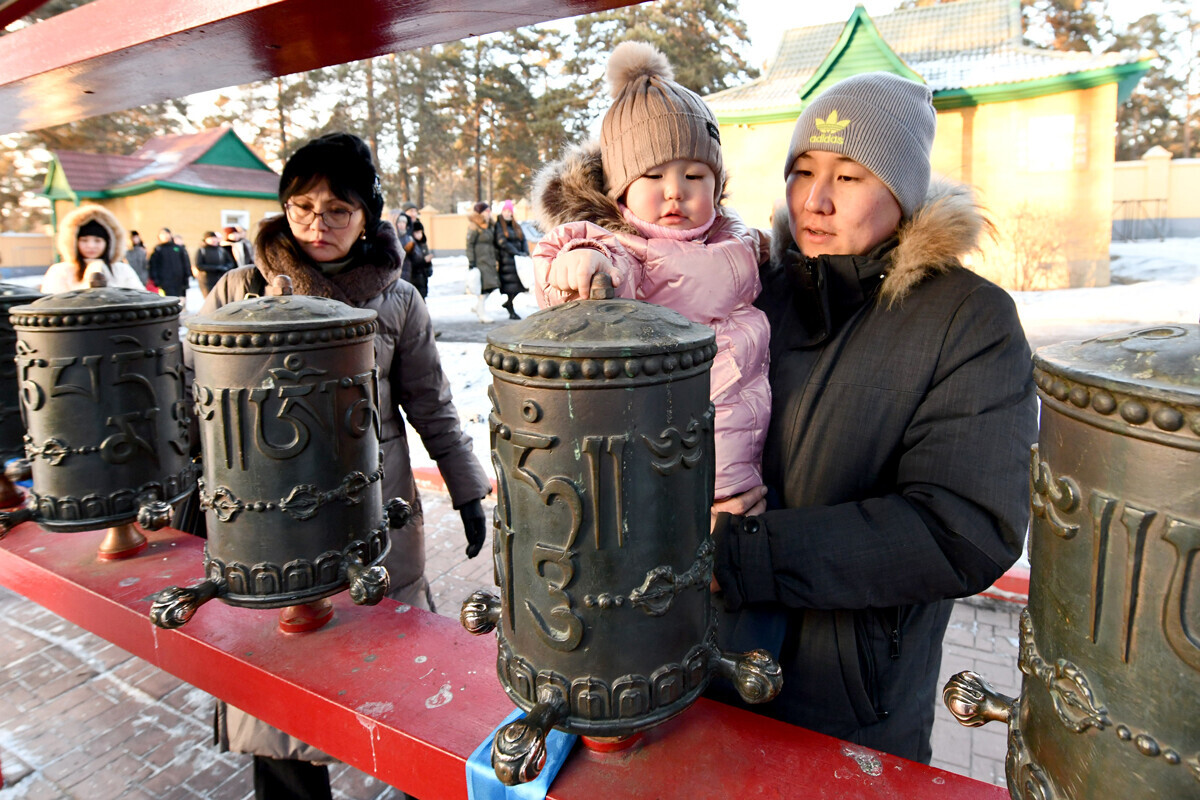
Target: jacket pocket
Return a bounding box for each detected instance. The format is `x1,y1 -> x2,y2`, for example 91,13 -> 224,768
835,609 -> 884,728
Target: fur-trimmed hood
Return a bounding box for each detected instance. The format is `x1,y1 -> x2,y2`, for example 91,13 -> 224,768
532,139 -> 730,238
57,204 -> 126,266
254,214 -> 403,306
769,177 -> 991,305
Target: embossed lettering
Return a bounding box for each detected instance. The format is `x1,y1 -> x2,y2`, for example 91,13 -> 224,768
1120,503 -> 1155,663
1089,492 -> 1118,644
100,409 -> 158,466
1162,516 -> 1200,672
110,336 -> 157,403
642,413 -> 710,476
582,434 -> 628,549
49,354 -> 101,403
1030,445 -> 1080,539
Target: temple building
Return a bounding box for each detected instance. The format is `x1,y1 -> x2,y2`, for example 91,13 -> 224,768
706,0 -> 1152,289
40,125 -> 279,251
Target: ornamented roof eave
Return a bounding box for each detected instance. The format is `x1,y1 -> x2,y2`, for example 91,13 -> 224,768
796,6 -> 925,106
715,60 -> 1154,126
39,178 -> 278,201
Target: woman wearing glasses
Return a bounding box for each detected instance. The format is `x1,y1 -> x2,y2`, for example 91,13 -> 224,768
198,132 -> 491,800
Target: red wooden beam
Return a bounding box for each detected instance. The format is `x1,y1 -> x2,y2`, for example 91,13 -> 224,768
0,0 -> 52,32
0,521 -> 1006,799
0,0 -> 636,134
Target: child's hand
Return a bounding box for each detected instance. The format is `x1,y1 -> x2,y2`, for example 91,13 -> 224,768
548,248 -> 621,298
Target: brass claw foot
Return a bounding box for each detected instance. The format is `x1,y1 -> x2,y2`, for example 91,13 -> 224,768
942,670 -> 1014,727
346,554 -> 390,605
150,580 -> 220,629
384,497 -> 412,529
460,589 -> 500,635
0,505 -> 34,535
492,690 -> 568,785
716,648 -> 784,704
136,499 -> 173,531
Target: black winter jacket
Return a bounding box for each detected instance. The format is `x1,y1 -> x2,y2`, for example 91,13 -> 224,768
711,179 -> 1037,763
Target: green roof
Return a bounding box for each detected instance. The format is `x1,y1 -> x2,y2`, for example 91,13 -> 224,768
707,0 -> 1153,125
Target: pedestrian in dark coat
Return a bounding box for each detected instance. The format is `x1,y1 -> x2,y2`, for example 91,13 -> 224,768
402,203 -> 433,300
465,201 -> 500,322
709,73 -> 1038,764
194,230 -> 235,297
199,133 -> 492,799
493,199 -> 528,319
148,228 -> 191,297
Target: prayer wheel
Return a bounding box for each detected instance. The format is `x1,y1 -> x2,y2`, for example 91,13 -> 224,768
461,275 -> 781,785
0,282 -> 191,551
943,324 -> 1200,799
150,278 -> 407,630
0,283 -> 44,505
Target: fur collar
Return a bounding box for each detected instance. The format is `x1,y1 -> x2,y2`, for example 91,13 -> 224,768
57,203 -> 126,267
254,215 -> 403,305
533,139 -> 748,238
533,140 -> 637,236
770,177 -> 991,305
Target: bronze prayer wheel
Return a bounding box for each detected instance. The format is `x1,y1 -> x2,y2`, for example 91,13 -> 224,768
0,283 -> 44,464
5,285 -> 192,533
944,324 -> 1200,799
150,281 -> 404,629
461,275 -> 781,785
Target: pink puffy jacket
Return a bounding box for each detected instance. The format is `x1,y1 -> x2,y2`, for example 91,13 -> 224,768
533,210 -> 771,499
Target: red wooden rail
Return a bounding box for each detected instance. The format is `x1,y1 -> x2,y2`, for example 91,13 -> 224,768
0,520 -> 1006,799
0,0 -> 638,134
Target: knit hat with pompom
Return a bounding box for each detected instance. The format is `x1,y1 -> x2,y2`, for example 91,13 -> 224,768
599,41 -> 724,202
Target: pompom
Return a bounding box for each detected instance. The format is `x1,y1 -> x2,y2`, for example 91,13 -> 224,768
606,41 -> 673,99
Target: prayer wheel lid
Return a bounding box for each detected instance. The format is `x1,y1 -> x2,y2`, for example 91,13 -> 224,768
187,292 -> 376,335
10,285 -> 181,325
1033,324 -> 1200,400
488,274 -> 714,357
0,282 -> 45,304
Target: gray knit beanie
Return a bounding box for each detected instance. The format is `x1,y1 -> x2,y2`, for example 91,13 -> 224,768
784,73 -> 935,218
600,41 -> 725,203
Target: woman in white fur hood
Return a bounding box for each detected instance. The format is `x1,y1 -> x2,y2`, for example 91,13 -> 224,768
41,204 -> 147,293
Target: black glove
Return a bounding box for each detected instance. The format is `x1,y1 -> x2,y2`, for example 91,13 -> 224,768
458,499 -> 487,559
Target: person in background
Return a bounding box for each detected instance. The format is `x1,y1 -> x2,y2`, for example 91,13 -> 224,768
126,230 -> 149,285
149,227 -> 191,298
200,132 -> 491,800
228,225 -> 256,267
708,72 -> 1038,764
465,201 -> 500,323
492,199 -> 528,320
394,209 -> 416,287
194,230 -> 235,298
41,204 -> 146,293
402,203 -> 433,300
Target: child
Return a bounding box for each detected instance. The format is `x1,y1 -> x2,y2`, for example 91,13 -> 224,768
41,204 -> 146,293
532,41 -> 771,501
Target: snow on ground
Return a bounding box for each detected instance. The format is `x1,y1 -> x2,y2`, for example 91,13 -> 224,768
413,239 -> 1200,474
1010,239 -> 1200,328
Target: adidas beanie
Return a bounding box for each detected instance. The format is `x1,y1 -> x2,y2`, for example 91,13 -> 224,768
784,73 -> 935,218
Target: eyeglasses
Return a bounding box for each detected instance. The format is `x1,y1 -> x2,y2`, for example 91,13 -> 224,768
284,202 -> 359,229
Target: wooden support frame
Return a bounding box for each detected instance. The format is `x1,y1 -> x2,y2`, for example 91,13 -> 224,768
0,520 -> 1006,799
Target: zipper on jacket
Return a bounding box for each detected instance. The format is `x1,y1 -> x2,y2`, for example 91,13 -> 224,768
888,606 -> 902,660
